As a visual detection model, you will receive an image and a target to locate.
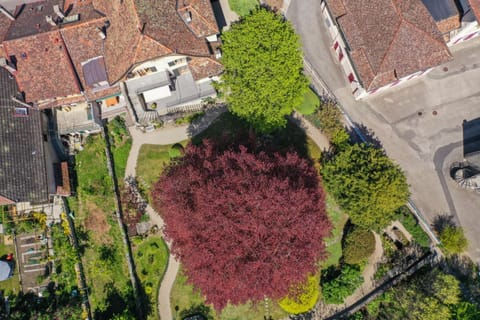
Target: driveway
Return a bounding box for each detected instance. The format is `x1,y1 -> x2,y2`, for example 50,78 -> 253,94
287,0 -> 480,263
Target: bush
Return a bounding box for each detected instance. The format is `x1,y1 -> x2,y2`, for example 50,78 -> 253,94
278,274 -> 320,314
394,207 -> 430,248
305,101 -> 349,149
440,226 -> 468,255
343,227 -> 375,265
322,264 -> 363,304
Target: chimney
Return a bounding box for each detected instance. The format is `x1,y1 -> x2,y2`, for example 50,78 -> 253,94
0,57 -> 17,75
53,5 -> 65,19
0,6 -> 15,21
46,15 -> 56,26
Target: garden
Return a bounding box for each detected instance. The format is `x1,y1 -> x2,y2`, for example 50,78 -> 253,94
68,116 -> 135,318
132,236 -> 169,320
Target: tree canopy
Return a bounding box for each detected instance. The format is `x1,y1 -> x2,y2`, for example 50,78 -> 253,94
366,268 -> 462,320
218,8 -> 308,132
321,143 -> 409,230
152,141 -> 331,310
342,227 -> 376,265
439,225 -> 468,255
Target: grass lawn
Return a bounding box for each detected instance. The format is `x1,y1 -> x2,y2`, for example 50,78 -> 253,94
296,88 -> 320,116
228,0 -> 258,16
133,236 -> 169,320
71,133 -> 134,318
0,240 -> 20,295
136,142 -> 188,195
170,267 -> 288,320
321,196 -> 348,268
107,115 -> 132,181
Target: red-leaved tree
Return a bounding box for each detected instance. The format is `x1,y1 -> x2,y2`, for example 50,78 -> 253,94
152,141 -> 331,310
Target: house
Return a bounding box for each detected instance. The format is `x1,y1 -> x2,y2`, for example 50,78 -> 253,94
0,68 -> 69,205
0,0 -> 222,127
320,0 -> 475,98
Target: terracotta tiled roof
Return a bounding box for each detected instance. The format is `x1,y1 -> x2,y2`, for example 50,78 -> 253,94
326,0 -> 346,17
468,0 -> 480,22
4,30 -> 81,102
134,0 -> 216,57
5,0 -> 102,41
188,57 -> 223,81
36,94 -> 85,109
133,35 -> 173,65
0,14 -> 12,42
328,0 -> 452,91
87,85 -> 121,102
177,0 -> 219,37
93,0 -> 142,83
60,18 -> 107,90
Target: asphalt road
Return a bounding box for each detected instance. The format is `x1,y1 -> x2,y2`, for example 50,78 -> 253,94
287,0 -> 480,263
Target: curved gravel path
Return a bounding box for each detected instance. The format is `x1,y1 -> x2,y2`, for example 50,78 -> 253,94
124,108 -> 226,320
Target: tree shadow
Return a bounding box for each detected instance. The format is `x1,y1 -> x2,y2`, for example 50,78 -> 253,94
350,122 -> 383,148
93,282 -> 137,320
431,214 -> 456,234
190,111 -> 311,161
179,303 -> 214,320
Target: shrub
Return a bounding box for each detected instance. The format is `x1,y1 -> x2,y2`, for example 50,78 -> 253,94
278,274 -> 320,314
322,264 -> 363,304
321,143 -> 409,231
343,227 -> 375,265
440,226 -> 468,255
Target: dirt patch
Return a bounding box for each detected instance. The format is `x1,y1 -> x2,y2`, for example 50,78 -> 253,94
264,0 -> 283,11
84,202 -> 111,244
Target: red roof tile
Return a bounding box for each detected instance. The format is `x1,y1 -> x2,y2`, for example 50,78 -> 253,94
133,35 -> 173,65
178,0 -> 219,37
93,0 -> 142,83
328,0 -> 451,91
0,14 -> 12,42
188,57 -> 223,81
4,30 -> 81,102
60,18 -> 107,90
134,0 -> 217,57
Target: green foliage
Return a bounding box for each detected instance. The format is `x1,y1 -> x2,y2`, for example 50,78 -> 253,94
51,224 -> 79,292
278,274 -> 320,314
440,226 -> 468,255
365,268 -> 462,320
219,8 -> 308,132
296,88 -> 320,115
453,302 -> 480,319
394,206 -> 431,248
321,143 -> 409,230
305,101 -> 349,150
134,237 -> 169,318
228,0 -> 258,16
321,264 -> 363,304
108,115 -> 132,180
342,227 -> 375,265
175,111 -> 206,125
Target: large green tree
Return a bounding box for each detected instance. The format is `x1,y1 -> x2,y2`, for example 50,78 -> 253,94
321,143 -> 409,230
219,8 -> 308,132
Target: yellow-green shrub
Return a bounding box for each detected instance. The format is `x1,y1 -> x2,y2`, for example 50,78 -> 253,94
278,274 -> 320,314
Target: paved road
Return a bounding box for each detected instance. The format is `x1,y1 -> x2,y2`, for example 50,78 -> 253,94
287,0 -> 480,263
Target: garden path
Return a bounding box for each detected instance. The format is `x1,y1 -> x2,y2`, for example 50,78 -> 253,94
125,107 -> 226,320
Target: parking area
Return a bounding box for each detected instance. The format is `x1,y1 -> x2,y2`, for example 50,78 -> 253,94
14,232 -> 49,294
